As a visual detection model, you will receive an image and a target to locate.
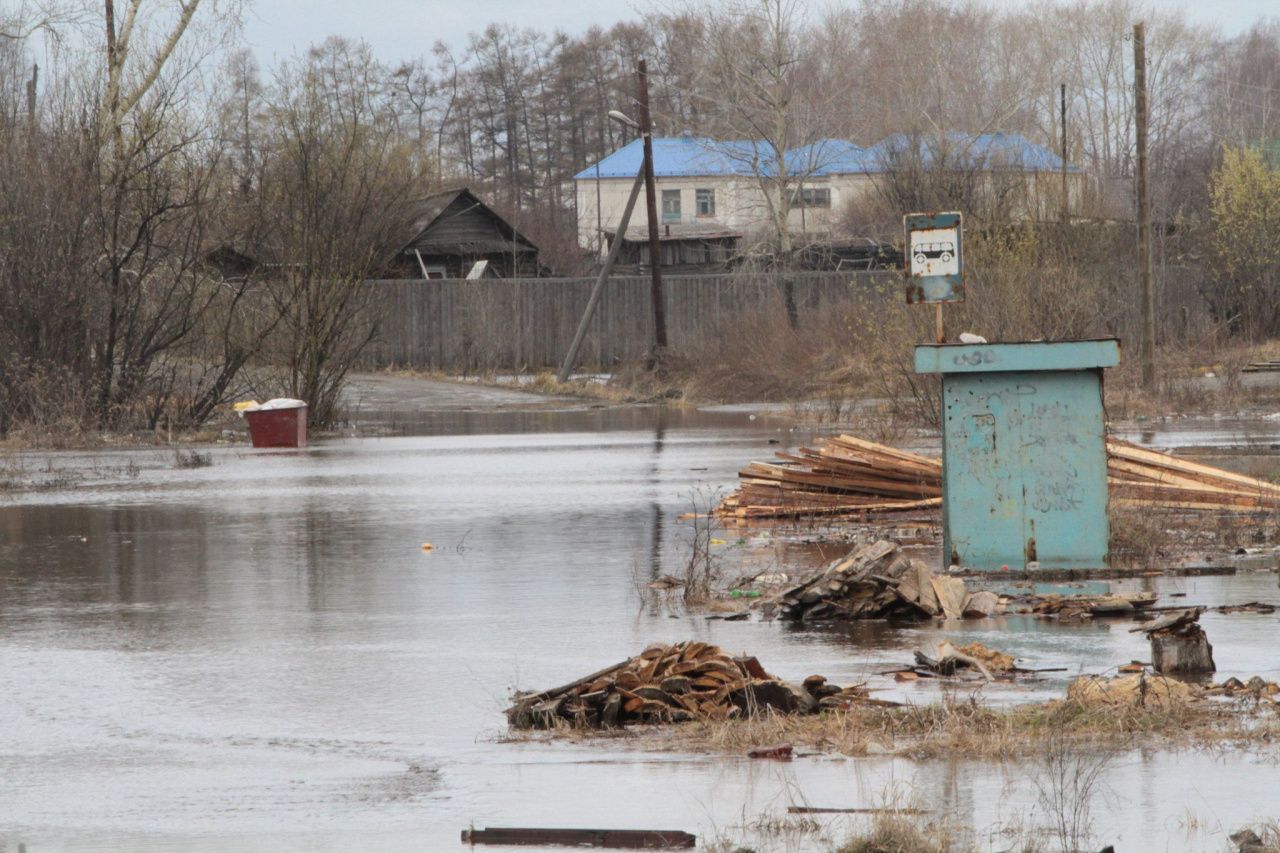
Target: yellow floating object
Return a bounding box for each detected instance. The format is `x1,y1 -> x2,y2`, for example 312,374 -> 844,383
710,538 -> 727,546
232,400 -> 259,412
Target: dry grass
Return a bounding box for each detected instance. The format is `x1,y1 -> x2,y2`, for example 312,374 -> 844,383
834,813 -> 956,853
1109,501 -> 1280,568
516,693 -> 1280,762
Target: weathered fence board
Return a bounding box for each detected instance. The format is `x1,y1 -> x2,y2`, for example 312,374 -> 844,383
360,268 -> 1212,372
361,272 -> 895,371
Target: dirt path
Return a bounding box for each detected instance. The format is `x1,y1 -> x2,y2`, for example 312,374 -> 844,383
342,372 -> 578,413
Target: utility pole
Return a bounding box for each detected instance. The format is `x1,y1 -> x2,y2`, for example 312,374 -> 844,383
637,60 -> 668,357
1060,83 -> 1068,222
25,63 -> 38,125
557,166 -> 647,383
1134,21 -> 1156,387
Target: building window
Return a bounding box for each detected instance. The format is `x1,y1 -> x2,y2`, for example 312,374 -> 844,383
696,188 -> 715,216
792,187 -> 832,209
662,189 -> 681,223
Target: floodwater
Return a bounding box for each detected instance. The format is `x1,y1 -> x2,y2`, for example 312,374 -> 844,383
1,387 -> 1279,851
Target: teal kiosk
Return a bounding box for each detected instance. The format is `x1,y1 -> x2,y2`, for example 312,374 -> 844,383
914,339 -> 1121,571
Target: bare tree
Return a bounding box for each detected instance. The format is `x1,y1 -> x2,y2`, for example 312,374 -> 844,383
254,37 -> 427,426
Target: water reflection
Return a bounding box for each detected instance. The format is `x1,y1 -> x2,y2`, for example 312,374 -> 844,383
0,411 -> 1276,851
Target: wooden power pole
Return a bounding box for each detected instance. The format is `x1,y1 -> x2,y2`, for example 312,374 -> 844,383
637,60 -> 668,357
1134,21 -> 1156,387
1060,83 -> 1068,222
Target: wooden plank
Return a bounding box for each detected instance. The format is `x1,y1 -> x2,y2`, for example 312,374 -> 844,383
1108,440 -> 1280,493
787,807 -> 930,815
460,826 -> 697,848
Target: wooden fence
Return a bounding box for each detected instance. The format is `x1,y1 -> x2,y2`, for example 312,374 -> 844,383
360,267 -> 1214,372
361,271 -> 898,371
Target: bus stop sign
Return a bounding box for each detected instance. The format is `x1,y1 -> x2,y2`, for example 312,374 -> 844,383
904,212 -> 963,304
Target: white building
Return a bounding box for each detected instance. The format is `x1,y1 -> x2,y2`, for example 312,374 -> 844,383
573,133 -> 1082,261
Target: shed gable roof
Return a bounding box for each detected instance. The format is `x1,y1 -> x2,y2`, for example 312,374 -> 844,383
401,188 -> 539,256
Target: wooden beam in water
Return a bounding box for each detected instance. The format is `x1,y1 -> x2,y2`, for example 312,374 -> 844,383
461,826 -> 697,848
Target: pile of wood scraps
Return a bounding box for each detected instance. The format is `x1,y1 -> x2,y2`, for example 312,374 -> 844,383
715,434 -> 1280,521
910,641 -> 1019,681
506,641 -> 878,730
1017,591 -> 1159,620
767,540 -> 999,623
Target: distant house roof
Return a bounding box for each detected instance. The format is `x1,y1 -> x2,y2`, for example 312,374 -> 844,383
400,187 -> 538,257
864,132 -> 1082,173
604,223 -> 743,243
575,132 -> 1079,180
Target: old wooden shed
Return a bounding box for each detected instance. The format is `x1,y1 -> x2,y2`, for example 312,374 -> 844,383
396,188 -> 541,279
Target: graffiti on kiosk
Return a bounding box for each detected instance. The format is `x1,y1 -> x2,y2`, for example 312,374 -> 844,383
952,349 -> 998,366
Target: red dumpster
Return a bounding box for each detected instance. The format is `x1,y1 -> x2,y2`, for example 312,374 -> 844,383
242,399 -> 308,448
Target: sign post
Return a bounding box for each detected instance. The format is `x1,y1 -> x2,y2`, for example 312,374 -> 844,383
903,211 -> 964,343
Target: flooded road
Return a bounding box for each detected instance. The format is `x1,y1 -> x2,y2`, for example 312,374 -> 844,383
1,390 -> 1278,851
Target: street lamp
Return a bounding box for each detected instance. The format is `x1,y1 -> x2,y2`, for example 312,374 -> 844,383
608,109 -> 640,130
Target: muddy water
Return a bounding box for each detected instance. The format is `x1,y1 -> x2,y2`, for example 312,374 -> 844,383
0,404 -> 1278,851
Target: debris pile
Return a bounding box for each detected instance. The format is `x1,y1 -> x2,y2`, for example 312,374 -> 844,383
506,641 -> 874,730
913,641 -> 1017,681
768,540 -> 998,622
716,434 -> 1280,520
1206,677 -> 1280,702
1131,607 -> 1216,674
1067,673 -> 1201,709
1023,591 -> 1158,620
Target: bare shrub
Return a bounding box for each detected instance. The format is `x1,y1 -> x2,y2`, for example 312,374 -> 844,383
173,448 -> 213,469
1028,732 -> 1116,853
681,486 -> 725,605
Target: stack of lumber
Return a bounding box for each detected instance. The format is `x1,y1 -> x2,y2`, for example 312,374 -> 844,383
506,641 -> 869,730
716,434 -> 1280,520
1106,439 -> 1280,510
718,435 -> 941,520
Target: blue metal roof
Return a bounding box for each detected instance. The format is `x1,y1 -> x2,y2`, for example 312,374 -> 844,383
574,132 -> 1078,180
864,132 -> 1082,173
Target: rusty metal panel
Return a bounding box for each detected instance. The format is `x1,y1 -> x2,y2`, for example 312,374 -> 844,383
903,212 -> 963,304
918,341 -> 1115,571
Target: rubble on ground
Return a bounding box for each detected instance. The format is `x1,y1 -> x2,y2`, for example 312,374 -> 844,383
506,641 -> 879,730
1067,673 -> 1201,709
1020,591 -> 1158,620
1214,601 -> 1276,615
912,641 -> 1017,681
766,540 -> 1002,623
1205,676 -> 1280,701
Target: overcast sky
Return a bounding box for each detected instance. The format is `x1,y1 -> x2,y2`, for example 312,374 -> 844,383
242,0 -> 1274,67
